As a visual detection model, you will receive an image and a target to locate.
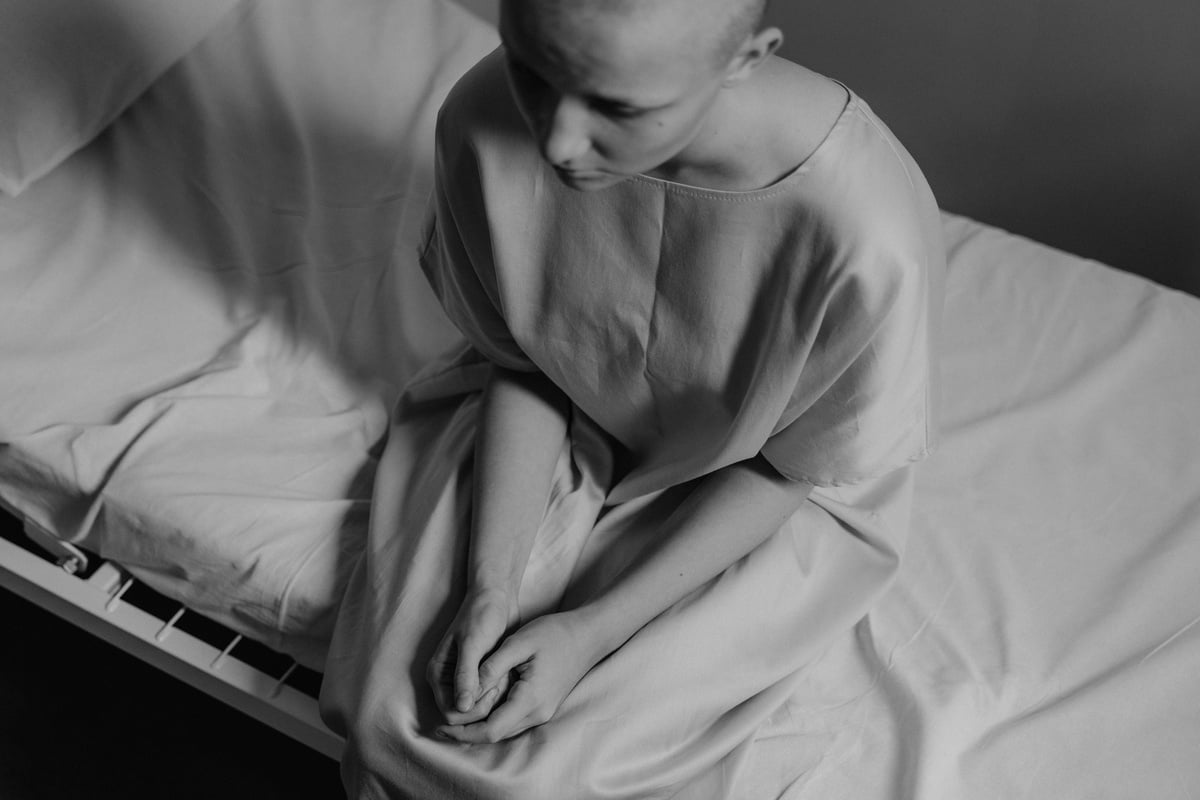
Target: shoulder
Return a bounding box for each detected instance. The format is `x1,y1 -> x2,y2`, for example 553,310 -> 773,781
791,91 -> 944,284
437,47 -> 528,156
750,63 -> 939,253
746,87 -> 945,321
750,60 -> 850,179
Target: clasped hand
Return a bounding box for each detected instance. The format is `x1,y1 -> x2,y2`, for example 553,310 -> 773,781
427,592 -> 600,744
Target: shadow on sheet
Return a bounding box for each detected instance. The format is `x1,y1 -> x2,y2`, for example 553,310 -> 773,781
0,0 -> 497,666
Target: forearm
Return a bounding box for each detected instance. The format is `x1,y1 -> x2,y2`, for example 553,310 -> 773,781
468,366 -> 569,597
572,455 -> 813,662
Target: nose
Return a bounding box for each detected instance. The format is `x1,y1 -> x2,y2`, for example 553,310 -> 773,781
537,95 -> 591,168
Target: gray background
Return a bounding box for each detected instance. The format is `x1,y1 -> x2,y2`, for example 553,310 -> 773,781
456,0 -> 1200,295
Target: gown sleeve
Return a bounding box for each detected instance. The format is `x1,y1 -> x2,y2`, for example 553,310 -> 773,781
417,106 -> 537,373
760,231 -> 940,487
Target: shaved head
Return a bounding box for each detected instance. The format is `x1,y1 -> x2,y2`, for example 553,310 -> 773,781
517,0 -> 771,69
712,0 -> 771,63
498,0 -> 783,190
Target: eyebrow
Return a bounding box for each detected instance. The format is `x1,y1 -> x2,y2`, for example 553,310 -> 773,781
588,94 -> 668,114
499,31 -> 671,114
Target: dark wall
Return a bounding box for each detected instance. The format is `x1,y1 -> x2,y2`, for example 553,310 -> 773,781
456,0 -> 1199,295
774,0 -> 1200,295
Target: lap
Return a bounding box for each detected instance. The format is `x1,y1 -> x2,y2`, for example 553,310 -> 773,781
321,390 -> 914,800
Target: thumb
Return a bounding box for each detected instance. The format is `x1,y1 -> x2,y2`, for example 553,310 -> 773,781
478,632 -> 534,692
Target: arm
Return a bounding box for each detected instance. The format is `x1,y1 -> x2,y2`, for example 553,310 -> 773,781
469,365 -> 569,596
427,365 -> 568,720
439,454 -> 813,742
571,454 -> 813,663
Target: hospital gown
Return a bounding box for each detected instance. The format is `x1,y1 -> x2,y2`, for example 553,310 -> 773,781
321,50 -> 945,800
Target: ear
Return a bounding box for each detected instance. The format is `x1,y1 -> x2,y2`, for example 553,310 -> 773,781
723,27 -> 783,86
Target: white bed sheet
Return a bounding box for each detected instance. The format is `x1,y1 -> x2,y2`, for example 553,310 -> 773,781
764,216 -> 1200,798
0,0 -> 497,665
1,0 -> 1198,793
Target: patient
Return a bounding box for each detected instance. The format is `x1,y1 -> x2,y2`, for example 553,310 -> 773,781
323,0 -> 944,795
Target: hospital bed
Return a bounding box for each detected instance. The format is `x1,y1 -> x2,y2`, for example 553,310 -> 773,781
0,0 -> 498,764
2,0 -> 1197,797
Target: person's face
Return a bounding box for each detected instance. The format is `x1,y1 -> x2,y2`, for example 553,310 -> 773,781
499,1 -> 733,191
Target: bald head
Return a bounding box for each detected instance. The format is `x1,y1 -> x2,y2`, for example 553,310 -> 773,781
711,0 -> 771,64
497,0 -> 785,190
514,0 -> 770,70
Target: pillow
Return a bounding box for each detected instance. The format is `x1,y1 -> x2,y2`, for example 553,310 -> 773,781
0,0 -> 242,196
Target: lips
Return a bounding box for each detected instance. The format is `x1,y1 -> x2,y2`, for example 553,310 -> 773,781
554,166 -> 600,179
550,165 -> 623,191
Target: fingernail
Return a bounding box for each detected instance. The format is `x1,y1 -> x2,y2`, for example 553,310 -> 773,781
456,693 -> 472,711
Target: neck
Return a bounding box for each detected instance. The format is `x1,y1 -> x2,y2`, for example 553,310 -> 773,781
645,84 -> 763,191
647,59 -> 848,193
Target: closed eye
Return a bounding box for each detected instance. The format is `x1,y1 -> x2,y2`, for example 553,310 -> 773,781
503,45 -> 657,120
588,98 -> 649,119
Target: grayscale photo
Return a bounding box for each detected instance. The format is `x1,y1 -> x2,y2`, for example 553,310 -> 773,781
2,0 -> 1197,797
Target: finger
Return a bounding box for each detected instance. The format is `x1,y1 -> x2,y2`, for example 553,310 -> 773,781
437,713 -> 535,744
477,679 -> 539,738
445,668 -> 511,725
480,669 -> 511,713
453,631 -> 491,712
427,631 -> 453,686
475,666 -> 513,716
438,718 -> 533,745
426,638 -> 459,716
439,685 -> 500,726
477,636 -> 533,693
438,680 -> 539,744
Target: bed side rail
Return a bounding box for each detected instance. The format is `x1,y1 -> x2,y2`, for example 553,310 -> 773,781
0,516 -> 344,761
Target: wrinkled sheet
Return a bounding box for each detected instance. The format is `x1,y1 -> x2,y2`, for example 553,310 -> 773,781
0,0 -> 496,665
0,0 -> 241,195
798,218 -> 1200,799
322,350 -> 917,799
322,215 -> 1200,798
1,0 -> 1198,794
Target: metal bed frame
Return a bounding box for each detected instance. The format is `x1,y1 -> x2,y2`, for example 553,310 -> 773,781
0,509 -> 344,762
